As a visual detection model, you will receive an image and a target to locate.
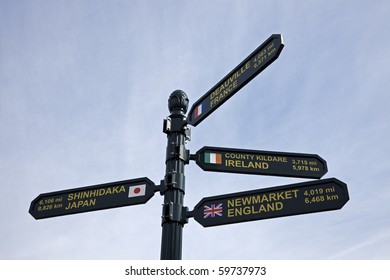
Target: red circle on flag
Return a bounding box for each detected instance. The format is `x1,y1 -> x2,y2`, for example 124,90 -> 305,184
133,187 -> 141,194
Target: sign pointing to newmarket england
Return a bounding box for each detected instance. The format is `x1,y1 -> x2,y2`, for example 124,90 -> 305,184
189,178 -> 349,227
187,34 -> 284,127
29,177 -> 157,219
194,146 -> 327,179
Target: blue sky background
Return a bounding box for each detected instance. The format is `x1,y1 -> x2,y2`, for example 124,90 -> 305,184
1,0 -> 389,260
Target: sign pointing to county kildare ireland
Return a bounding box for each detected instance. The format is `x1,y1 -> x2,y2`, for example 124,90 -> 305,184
193,146 -> 328,179
187,34 -> 284,126
29,177 -> 157,219
188,178 -> 349,227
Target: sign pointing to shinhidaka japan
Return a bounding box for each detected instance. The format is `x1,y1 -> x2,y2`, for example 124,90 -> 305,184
29,177 -> 157,219
193,146 -> 327,179
189,178 -> 349,227
187,34 -> 284,126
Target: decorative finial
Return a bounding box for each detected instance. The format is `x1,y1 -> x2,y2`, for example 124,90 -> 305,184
168,90 -> 189,115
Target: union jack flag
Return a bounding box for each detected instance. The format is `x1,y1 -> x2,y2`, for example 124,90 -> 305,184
203,203 -> 223,218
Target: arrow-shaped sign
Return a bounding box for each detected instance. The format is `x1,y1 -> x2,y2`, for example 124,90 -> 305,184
187,34 -> 284,126
193,146 -> 327,179
29,177 -> 157,219
189,178 -> 349,227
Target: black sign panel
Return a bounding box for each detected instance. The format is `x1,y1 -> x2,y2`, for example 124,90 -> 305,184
190,178 -> 348,227
29,177 -> 156,219
187,34 -> 284,126
194,146 -> 327,179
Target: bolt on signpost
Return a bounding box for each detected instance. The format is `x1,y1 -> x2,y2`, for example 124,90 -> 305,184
29,34 -> 349,260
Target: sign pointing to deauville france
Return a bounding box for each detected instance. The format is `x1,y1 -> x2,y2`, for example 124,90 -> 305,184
187,34 -> 284,126
29,177 -> 157,219
193,146 -> 327,179
188,178 -> 349,227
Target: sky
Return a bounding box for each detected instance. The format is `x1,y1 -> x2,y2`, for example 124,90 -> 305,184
1,0 -> 389,260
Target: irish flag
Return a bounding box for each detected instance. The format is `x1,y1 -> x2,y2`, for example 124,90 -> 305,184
204,152 -> 222,164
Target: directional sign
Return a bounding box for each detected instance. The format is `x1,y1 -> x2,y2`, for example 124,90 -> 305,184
29,177 -> 157,219
187,34 -> 284,126
194,146 -> 327,179
189,178 -> 348,227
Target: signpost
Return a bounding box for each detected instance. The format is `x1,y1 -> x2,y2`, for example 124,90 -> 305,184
188,178 -> 349,228
193,146 -> 327,179
29,177 -> 157,219
160,90 -> 190,260
187,34 -> 284,126
29,34 -> 350,260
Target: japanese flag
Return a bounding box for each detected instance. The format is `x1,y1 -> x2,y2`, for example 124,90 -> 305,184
129,184 -> 146,197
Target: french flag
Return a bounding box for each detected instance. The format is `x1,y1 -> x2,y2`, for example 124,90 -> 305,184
194,103 -> 203,118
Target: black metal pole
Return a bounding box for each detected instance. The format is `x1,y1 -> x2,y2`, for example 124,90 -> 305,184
160,90 -> 190,260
